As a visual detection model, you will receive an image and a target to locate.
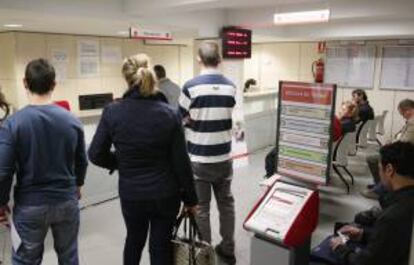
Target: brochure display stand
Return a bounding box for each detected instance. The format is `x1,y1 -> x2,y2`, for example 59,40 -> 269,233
275,81 -> 336,185
245,180 -> 319,265
245,81 -> 336,265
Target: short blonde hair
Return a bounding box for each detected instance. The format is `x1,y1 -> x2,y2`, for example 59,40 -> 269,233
122,54 -> 157,97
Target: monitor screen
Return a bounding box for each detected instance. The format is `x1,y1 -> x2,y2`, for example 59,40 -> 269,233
222,27 -> 252,59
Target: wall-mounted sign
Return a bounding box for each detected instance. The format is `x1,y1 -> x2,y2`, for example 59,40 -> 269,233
129,27 -> 173,41
221,27 -> 252,59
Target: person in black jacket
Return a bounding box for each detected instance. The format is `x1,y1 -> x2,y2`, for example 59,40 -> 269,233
352,89 -> 374,123
88,54 -> 198,265
330,141 -> 414,265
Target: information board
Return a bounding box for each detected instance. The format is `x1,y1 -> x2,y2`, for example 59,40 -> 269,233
275,81 -> 336,185
325,46 -> 376,88
380,46 -> 414,90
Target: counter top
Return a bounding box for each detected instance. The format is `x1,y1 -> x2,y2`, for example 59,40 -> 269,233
76,109 -> 102,118
244,90 -> 278,98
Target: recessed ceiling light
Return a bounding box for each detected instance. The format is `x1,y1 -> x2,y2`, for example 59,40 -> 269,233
117,31 -> 129,35
3,24 -> 23,28
274,9 -> 330,25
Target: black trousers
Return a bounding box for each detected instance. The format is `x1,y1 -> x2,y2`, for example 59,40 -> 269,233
121,196 -> 180,265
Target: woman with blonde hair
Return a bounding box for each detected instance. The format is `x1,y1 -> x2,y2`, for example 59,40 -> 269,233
88,54 -> 198,265
338,100 -> 358,133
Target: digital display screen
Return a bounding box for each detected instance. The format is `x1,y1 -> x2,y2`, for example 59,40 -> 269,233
222,27 -> 252,59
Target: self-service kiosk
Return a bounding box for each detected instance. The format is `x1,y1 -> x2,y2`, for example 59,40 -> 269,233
244,179 -> 319,265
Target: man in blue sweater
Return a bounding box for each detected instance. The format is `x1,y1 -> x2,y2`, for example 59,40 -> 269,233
0,59 -> 88,265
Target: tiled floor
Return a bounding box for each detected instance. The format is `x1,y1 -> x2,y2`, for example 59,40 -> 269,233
0,145 -> 379,265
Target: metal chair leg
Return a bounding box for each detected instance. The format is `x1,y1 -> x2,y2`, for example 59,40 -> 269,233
333,165 -> 350,194
376,138 -> 383,146
342,166 -> 355,185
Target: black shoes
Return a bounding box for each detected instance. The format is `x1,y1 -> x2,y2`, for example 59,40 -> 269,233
215,245 -> 236,265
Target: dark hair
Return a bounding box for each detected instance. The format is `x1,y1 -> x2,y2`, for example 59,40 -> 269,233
0,90 -> 10,121
352,89 -> 368,101
380,141 -> 414,179
244,79 -> 256,89
398,99 -> 414,111
198,42 -> 221,67
153,65 -> 166,80
25,58 -> 56,95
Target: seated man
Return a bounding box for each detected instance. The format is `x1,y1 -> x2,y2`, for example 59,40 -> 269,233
330,141 -> 414,265
362,99 -> 414,199
352,89 -> 374,123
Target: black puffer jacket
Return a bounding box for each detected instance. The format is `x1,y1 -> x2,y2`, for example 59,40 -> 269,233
88,87 -> 197,206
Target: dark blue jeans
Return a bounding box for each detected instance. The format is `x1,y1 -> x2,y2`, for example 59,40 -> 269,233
121,196 -> 180,265
12,200 -> 80,265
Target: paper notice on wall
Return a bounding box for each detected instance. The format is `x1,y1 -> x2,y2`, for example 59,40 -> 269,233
101,46 -> 122,63
222,60 -> 249,168
50,48 -> 69,83
78,40 -> 100,77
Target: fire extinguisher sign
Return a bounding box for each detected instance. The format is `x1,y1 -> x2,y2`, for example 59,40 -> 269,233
317,41 -> 326,54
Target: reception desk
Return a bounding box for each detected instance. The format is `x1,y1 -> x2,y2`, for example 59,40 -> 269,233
78,88 -> 280,207
80,114 -> 119,208
244,90 -> 278,153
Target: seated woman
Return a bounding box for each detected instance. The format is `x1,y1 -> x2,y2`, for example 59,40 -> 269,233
333,101 -> 358,142
338,101 -> 358,134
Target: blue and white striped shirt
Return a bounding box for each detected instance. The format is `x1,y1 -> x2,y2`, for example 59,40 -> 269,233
179,69 -> 236,163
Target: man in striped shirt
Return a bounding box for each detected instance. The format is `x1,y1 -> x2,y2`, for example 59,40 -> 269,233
179,41 -> 237,265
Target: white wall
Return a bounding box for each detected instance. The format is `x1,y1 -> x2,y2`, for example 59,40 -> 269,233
244,42 -> 320,89
0,33 -> 17,109
0,32 -> 194,116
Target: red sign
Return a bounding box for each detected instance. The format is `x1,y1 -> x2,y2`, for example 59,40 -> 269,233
281,82 -> 333,105
129,27 -> 172,41
317,41 -> 326,54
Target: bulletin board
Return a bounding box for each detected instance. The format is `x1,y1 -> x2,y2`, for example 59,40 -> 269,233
275,81 -> 336,185
380,46 -> 414,91
325,46 -> 376,89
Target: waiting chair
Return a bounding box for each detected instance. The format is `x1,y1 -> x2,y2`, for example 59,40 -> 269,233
332,133 -> 355,194
368,118 -> 379,143
375,110 -> 388,145
348,130 -> 358,156
356,120 -> 372,149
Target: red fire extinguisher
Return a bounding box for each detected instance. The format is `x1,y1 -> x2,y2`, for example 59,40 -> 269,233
312,58 -> 324,83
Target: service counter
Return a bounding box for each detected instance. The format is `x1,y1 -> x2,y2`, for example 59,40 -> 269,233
77,89 -> 280,207
244,90 -> 278,153
80,114 -> 118,208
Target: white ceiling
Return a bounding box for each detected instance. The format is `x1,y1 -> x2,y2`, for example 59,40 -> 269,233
0,0 -> 413,41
